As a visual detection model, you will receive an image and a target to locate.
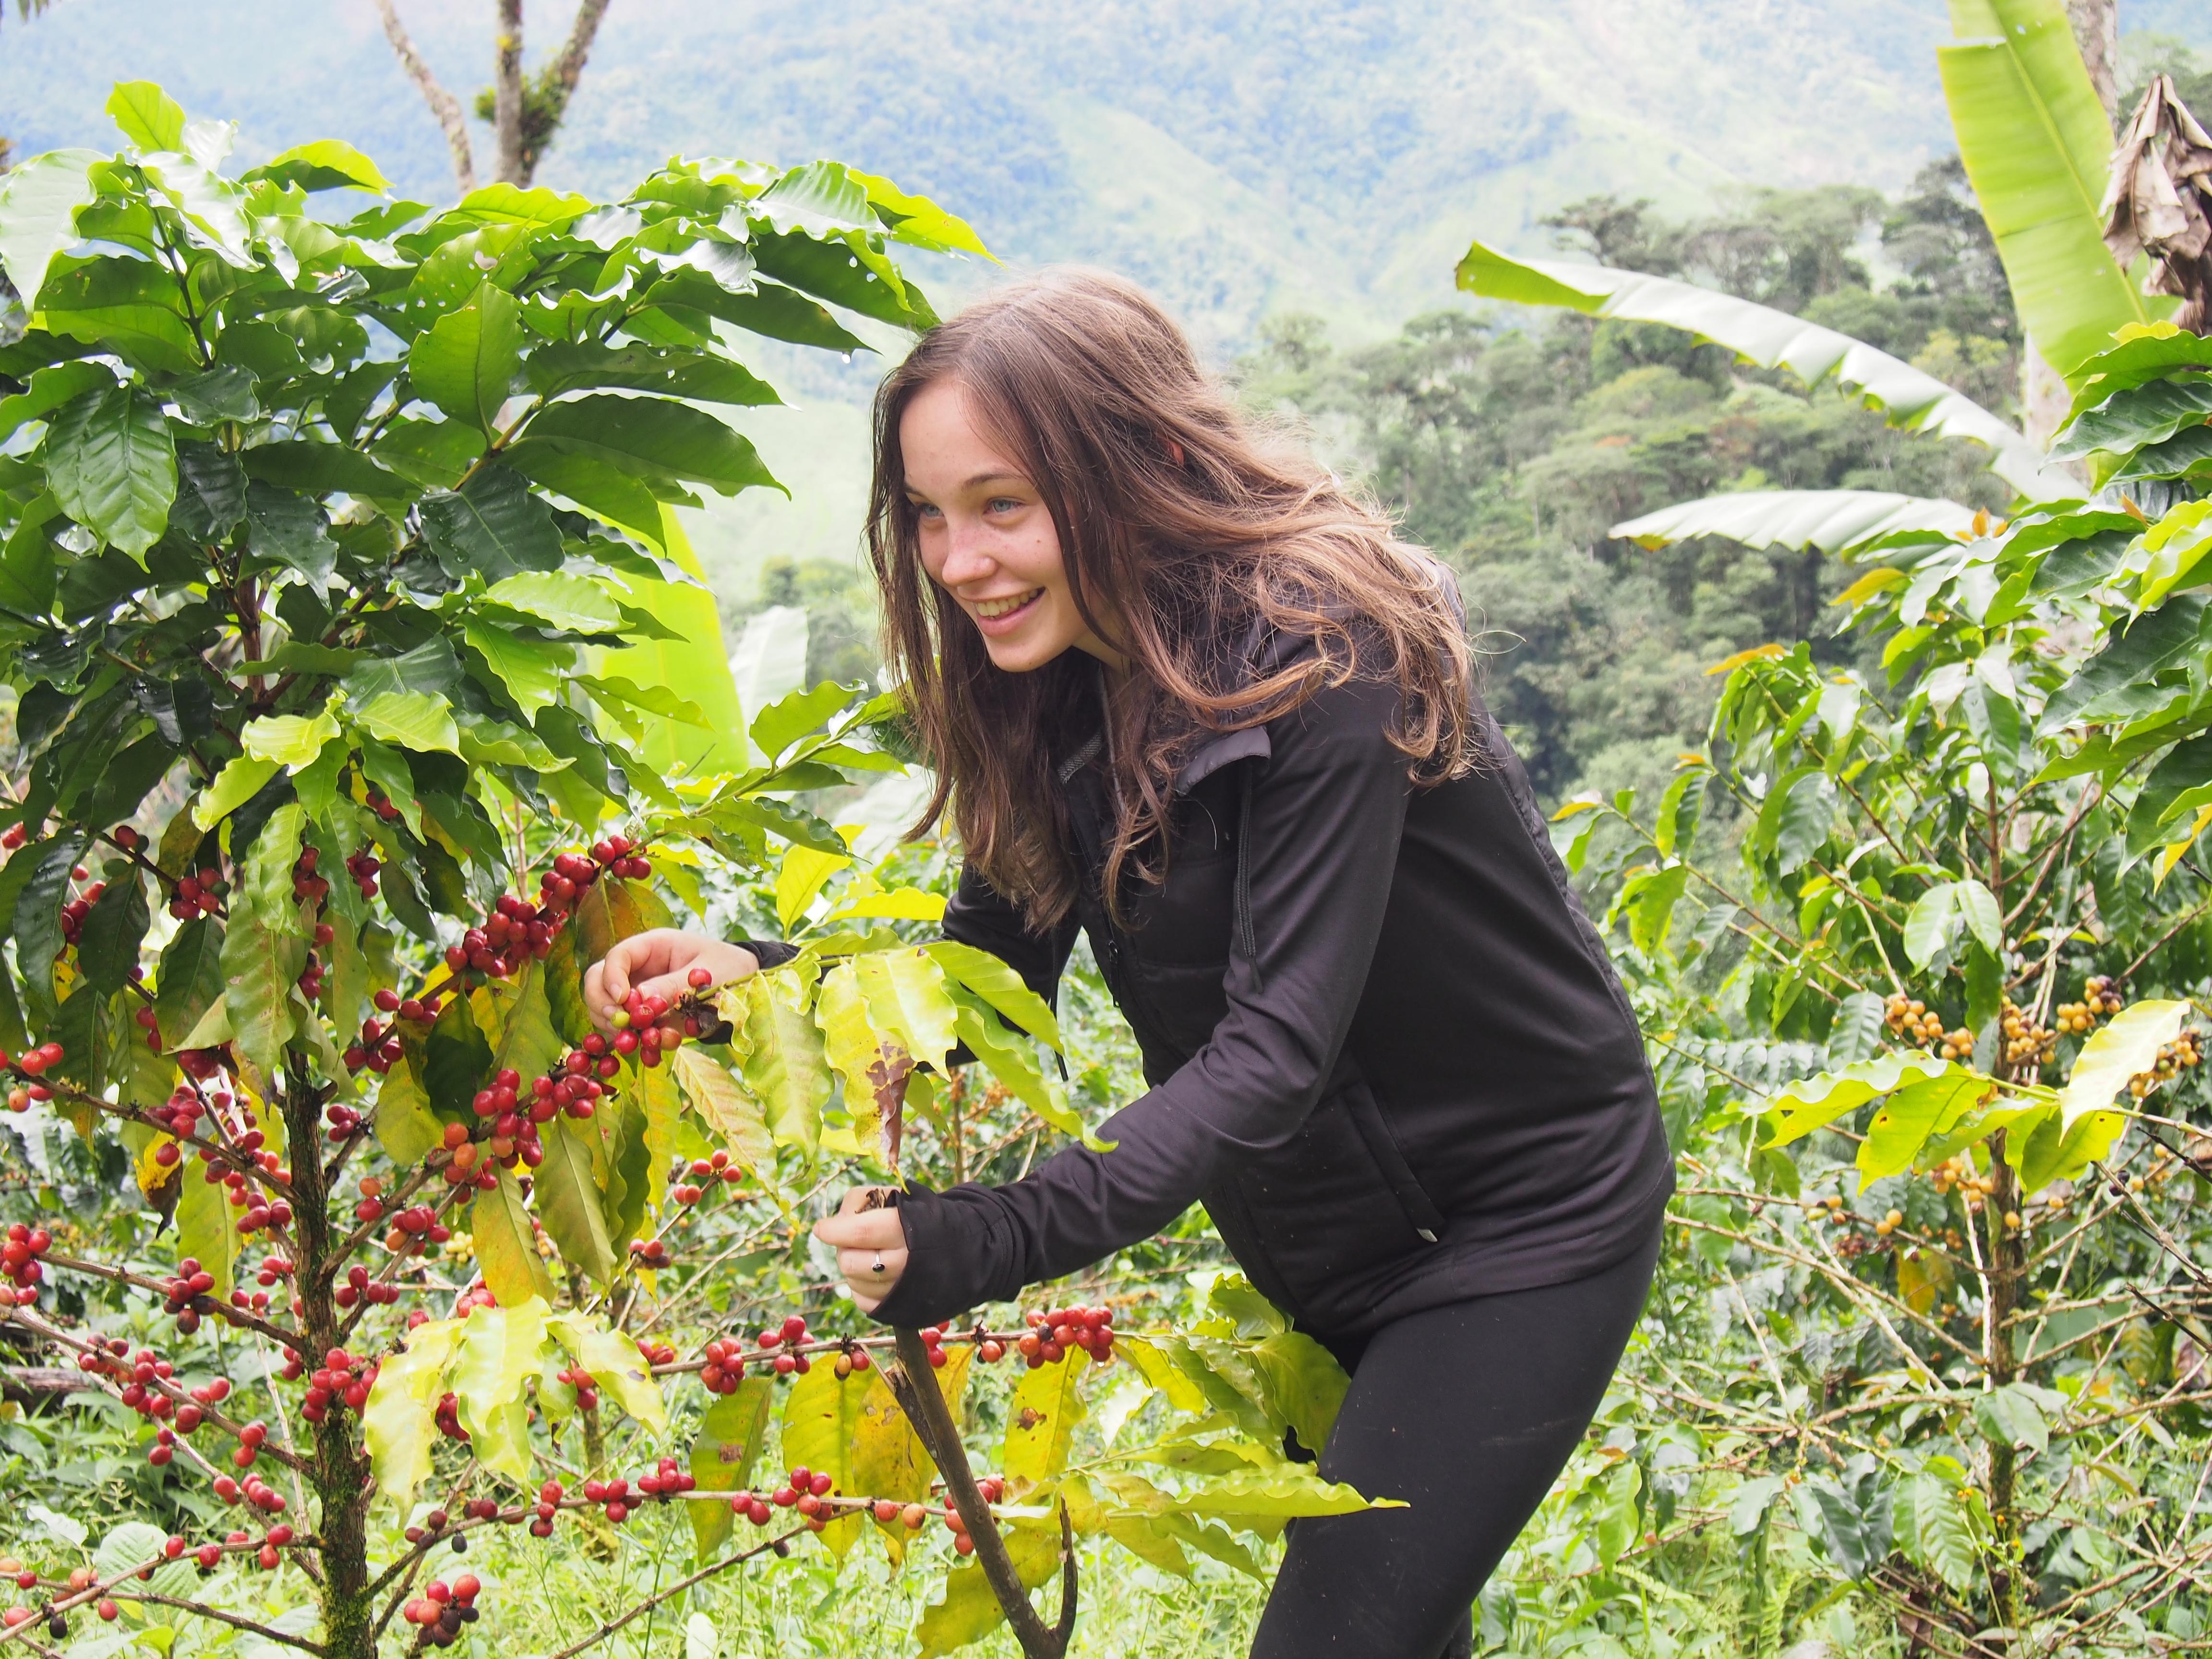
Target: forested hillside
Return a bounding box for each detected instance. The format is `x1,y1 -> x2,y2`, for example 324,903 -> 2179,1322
0,0 -> 2025,346
1236,167 -> 2021,806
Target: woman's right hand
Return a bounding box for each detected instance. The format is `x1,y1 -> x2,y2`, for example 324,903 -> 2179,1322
582,929 -> 760,1033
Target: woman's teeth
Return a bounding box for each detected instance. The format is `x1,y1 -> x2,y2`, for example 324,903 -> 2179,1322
974,589 -> 1042,619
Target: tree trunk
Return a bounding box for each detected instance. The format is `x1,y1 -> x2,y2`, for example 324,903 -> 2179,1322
494,0 -> 526,187
372,0 -> 476,196
282,1059 -> 376,1659
2064,0 -> 2119,131
1983,1132 -> 2027,1635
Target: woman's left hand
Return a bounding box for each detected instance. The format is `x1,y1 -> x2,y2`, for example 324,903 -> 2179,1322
813,1187 -> 909,1314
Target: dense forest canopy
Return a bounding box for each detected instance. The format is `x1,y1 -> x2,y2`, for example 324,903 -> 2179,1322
1232,168 -> 2023,804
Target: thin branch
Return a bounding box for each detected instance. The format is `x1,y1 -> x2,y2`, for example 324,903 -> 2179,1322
493,0 -> 524,187
522,0 -> 614,186
372,0 -> 477,195
540,1529 -> 806,1659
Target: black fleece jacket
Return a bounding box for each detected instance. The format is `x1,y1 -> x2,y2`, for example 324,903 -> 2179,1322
755,628 -> 1673,1344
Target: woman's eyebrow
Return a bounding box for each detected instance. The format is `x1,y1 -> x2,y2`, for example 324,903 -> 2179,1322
964,470 -> 1028,490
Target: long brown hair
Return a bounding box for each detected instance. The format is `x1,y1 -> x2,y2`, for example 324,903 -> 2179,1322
867,269 -> 1477,930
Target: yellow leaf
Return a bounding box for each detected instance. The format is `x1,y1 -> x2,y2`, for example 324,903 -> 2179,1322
853,1347 -> 973,1564
1002,1353 -> 1088,1495
1704,642 -> 1787,676
548,1309 -> 666,1433
1830,566 -> 1908,608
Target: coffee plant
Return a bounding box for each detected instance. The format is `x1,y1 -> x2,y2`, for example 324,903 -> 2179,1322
1512,323 -> 2212,1655
0,87 -> 1378,1659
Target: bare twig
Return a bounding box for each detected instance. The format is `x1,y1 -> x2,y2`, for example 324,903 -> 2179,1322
372,0 -> 477,194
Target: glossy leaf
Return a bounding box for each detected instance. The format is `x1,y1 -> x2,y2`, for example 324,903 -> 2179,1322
1614,490 -> 1980,554
521,396 -> 782,497
418,462 -> 563,582
408,280 -> 523,434
1003,1352 -> 1088,1494
44,384 -> 176,557
448,1298 -> 549,1482
671,1045 -> 774,1178
0,149 -> 102,308
547,1310 -> 666,1431
362,1316 -> 465,1506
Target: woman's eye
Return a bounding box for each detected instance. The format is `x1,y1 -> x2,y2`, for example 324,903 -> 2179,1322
912,501 -> 943,521
985,497 -> 1022,515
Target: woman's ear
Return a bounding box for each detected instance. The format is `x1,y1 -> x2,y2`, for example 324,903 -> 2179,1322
1164,437 -> 1186,468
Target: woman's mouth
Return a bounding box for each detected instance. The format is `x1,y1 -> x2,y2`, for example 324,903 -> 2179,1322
970,589 -> 1045,633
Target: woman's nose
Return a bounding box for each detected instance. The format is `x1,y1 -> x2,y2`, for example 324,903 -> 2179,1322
936,524 -> 997,588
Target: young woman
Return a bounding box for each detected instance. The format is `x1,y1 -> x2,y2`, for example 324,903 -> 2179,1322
584,271 -> 1673,1659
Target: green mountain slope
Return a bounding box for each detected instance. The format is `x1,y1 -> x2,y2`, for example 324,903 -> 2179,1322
0,0 -> 2017,348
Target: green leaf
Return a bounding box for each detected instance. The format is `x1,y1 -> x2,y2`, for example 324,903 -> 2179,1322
237,440 -> 406,501
222,803 -> 307,1077
533,1116 -> 618,1284
483,569 -> 625,632
45,384 -> 176,557
501,441 -> 665,536
1856,1070 -> 1992,1183
169,439 -> 248,542
854,948 -> 960,1073
154,916 -> 224,1050
1771,773 -> 1839,874
465,623 -> 572,716
1613,490 -> 1980,555
419,461 -> 563,582
1954,878 -> 2003,955
0,359 -> 114,445
520,395 -> 783,496
1974,1382 -> 2050,1454
750,682 -> 850,761
409,280 -> 524,434
176,1143 -> 238,1299
106,82 -> 187,152
250,139 -> 390,195
240,698 -> 342,771
1827,989 -> 1886,1069
244,482 -> 337,589
849,168 -> 995,259
525,343 -> 781,407
372,1060 -> 443,1167
1764,1052 -> 1955,1147
2051,376 -> 2212,460
1910,1463 -> 1982,1591
1938,0 -> 2153,383
354,691 -> 461,756
2023,998 -> 2191,1189
679,278 -> 869,354
915,1525 -> 1062,1657
0,150 -> 102,308
372,416 -> 486,490
1903,881 -> 1961,970
925,940 -> 1063,1049
1454,240 -> 2064,500
473,1165 -> 556,1309
777,1360 -> 869,1556
737,969 -> 830,1155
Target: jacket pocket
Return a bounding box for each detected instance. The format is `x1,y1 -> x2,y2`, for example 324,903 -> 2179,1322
1339,1065 -> 1448,1242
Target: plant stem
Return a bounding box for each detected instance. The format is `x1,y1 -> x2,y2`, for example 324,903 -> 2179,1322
884,1328 -> 1075,1659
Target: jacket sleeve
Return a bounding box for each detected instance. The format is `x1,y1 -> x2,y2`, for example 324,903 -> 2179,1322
870,670 -> 1412,1327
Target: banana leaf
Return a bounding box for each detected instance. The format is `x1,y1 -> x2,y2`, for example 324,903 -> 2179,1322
1938,0 -> 2158,384
1455,243 -> 2070,502
1612,491 -> 1981,555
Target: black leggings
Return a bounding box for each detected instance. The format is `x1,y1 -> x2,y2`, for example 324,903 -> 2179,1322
1250,1222 -> 1662,1659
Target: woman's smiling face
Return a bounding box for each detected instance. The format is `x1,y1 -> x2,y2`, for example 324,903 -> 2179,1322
901,378 -> 1123,674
